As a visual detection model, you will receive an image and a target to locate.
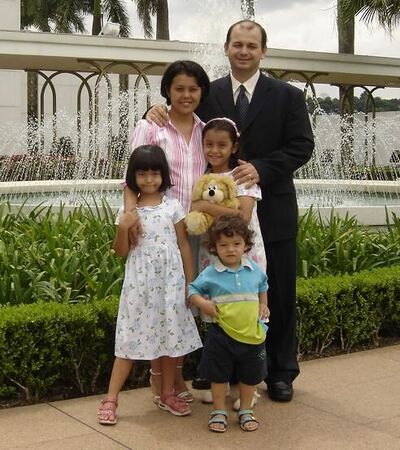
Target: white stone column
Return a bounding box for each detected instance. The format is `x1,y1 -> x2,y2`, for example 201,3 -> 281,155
0,0 -> 19,29
0,0 -> 24,154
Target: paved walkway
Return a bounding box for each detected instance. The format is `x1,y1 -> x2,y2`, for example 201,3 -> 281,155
2,345 -> 400,450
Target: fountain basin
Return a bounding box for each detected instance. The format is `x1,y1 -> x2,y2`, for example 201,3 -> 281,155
1,179 -> 399,226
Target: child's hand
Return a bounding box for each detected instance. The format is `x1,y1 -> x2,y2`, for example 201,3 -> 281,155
259,303 -> 270,321
128,221 -> 143,247
119,210 -> 139,230
201,300 -> 218,318
190,200 -> 209,213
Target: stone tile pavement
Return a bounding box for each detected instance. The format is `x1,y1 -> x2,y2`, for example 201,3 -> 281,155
1,345 -> 400,449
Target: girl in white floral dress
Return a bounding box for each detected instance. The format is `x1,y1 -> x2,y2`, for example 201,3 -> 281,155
97,145 -> 202,424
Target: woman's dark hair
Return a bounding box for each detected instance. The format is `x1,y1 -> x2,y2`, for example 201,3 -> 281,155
207,215 -> 254,256
125,145 -> 172,193
160,60 -> 210,106
202,119 -> 242,170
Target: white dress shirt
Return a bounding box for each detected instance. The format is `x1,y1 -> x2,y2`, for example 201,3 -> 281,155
230,71 -> 261,104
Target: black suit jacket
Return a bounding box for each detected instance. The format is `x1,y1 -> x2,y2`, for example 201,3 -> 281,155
196,72 -> 314,243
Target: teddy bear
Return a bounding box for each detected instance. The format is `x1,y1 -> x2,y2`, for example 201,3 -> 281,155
185,174 -> 239,235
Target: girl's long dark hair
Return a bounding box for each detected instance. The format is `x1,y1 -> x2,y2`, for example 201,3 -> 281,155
202,118 -> 242,170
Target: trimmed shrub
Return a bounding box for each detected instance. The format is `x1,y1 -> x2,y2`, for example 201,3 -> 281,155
0,299 -> 118,401
1,266 -> 399,402
296,265 -> 400,355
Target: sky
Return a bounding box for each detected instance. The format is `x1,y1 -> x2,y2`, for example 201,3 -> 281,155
123,0 -> 400,99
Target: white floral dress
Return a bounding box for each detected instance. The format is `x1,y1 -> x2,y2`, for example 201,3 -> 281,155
115,196 -> 202,360
199,170 -> 267,272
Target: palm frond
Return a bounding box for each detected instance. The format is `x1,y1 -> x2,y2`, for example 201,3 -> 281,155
102,0 -> 131,37
134,0 -> 159,38
339,0 -> 400,31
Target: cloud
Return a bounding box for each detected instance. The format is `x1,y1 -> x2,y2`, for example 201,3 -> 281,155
125,0 -> 400,98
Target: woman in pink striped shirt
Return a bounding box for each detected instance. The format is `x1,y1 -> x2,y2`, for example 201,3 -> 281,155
128,60 -> 210,213
124,61 -> 210,408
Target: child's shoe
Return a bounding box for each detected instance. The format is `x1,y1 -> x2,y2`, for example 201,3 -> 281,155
150,369 -> 162,404
191,377 -> 211,390
97,398 -> 118,425
233,389 -> 260,411
159,393 -> 191,416
238,409 -> 259,432
201,386 -> 231,404
176,390 -> 194,403
201,390 -> 213,404
175,365 -> 194,402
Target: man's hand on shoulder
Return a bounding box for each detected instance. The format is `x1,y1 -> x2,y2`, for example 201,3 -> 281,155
146,104 -> 169,126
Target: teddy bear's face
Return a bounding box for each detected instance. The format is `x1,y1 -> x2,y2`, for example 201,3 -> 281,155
201,181 -> 228,203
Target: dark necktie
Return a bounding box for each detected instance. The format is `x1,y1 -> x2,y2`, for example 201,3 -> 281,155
235,85 -> 249,131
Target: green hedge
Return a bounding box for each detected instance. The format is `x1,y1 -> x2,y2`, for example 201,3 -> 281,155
0,299 -> 117,401
297,266 -> 400,354
1,266 -> 399,402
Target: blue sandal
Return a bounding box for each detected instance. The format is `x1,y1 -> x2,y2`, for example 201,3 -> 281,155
238,409 -> 259,432
208,409 -> 228,433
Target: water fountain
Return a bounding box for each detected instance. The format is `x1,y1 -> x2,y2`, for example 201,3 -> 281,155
1,93 -> 399,225
0,0 -> 399,225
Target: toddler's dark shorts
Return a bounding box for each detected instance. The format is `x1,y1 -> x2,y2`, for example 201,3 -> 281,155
198,323 -> 267,386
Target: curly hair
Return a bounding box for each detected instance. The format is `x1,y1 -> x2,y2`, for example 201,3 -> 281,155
207,215 -> 254,256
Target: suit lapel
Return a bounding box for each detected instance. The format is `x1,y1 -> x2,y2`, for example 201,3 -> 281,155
215,75 -> 236,120
242,73 -> 272,131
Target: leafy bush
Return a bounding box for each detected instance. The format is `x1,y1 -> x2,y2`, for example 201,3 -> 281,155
1,266 -> 399,402
0,202 -> 124,306
297,209 -> 400,278
1,204 -> 400,306
0,299 -> 117,401
296,265 -> 400,354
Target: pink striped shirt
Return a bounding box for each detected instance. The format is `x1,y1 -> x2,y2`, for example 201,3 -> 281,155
129,114 -> 206,213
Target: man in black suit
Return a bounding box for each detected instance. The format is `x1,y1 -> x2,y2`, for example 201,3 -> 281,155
148,20 -> 314,401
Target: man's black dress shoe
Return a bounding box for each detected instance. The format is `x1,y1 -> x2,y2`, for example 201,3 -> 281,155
267,381 -> 293,402
191,377 -> 211,390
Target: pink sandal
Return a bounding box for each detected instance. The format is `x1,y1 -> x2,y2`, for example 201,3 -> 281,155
97,399 -> 118,425
159,393 -> 191,416
150,369 -> 162,405
176,390 -> 194,403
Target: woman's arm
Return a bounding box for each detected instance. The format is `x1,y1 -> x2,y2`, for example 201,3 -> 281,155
123,187 -> 138,212
190,195 -> 255,223
123,188 -> 142,247
113,210 -> 139,257
174,219 -> 194,284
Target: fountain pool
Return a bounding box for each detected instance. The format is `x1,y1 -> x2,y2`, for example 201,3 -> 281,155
1,178 -> 399,226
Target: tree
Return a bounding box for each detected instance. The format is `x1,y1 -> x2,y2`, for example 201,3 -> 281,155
21,0 -> 86,33
133,0 -> 170,39
339,0 -> 400,32
21,0 -> 89,153
337,0 -> 400,114
84,0 -> 130,36
337,1 -> 400,167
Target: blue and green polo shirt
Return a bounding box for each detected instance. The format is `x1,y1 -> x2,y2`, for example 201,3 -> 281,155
188,257 -> 268,345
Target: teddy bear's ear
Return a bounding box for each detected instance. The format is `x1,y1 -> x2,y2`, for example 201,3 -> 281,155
191,174 -> 210,201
